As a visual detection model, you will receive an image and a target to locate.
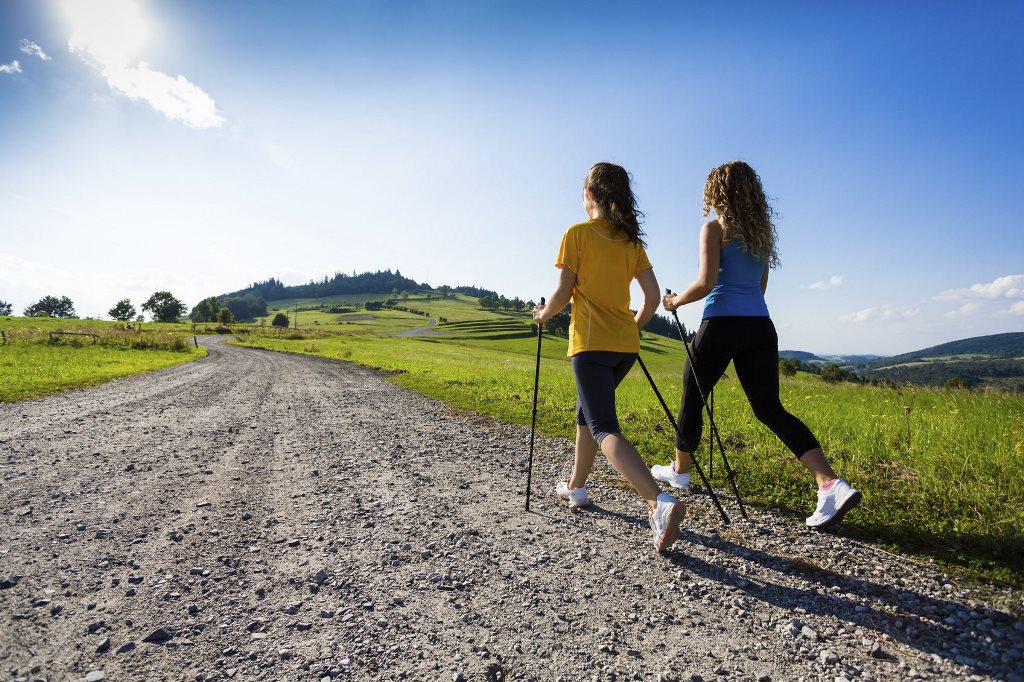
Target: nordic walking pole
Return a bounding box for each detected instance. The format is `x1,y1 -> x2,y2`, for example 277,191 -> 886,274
709,388 -> 714,479
525,297 -> 545,512
666,289 -> 748,519
635,354 -> 730,524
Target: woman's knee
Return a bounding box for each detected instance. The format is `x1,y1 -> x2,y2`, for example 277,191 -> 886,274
751,401 -> 787,426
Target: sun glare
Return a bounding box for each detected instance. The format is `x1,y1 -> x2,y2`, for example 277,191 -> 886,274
64,0 -> 149,67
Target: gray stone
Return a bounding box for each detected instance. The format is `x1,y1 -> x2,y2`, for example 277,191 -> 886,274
116,642 -> 136,654
85,672 -> 106,682
142,627 -> 173,643
868,642 -> 896,660
96,637 -> 111,653
314,569 -> 328,585
0,575 -> 18,589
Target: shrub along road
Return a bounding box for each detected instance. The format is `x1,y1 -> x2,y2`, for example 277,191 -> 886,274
0,337 -> 1021,681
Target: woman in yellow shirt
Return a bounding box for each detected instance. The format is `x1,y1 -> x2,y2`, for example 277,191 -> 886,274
533,162 -> 686,552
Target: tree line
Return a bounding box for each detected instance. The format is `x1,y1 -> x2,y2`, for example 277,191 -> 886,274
224,270 -> 425,301
3,293 -> 189,323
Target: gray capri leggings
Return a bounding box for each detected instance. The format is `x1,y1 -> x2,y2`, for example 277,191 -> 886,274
572,351 -> 638,444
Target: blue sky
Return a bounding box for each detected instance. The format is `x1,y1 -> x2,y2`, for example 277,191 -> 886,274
1,0 -> 1021,354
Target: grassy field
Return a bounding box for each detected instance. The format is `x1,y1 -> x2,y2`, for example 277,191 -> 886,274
232,295 -> 1024,586
0,317 -> 206,402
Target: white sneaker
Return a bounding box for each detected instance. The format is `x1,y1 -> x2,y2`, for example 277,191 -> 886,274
806,478 -> 862,530
555,480 -> 591,508
651,463 -> 691,490
648,492 -> 686,552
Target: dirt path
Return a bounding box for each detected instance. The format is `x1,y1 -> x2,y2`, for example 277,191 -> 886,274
395,318 -> 437,337
1,338 -> 1021,682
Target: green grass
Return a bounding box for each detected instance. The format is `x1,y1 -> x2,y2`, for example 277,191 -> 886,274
0,317 -> 207,402
249,307 -> 429,334
265,292 -> 395,310
230,295 -> 1024,587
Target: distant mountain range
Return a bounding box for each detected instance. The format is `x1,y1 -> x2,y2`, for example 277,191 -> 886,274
779,350 -> 885,363
782,332 -> 1024,391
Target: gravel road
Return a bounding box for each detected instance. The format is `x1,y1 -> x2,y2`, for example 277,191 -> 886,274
1,337 -> 1021,682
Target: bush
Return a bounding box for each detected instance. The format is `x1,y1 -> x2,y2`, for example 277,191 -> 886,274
821,364 -> 848,383
272,312 -> 290,328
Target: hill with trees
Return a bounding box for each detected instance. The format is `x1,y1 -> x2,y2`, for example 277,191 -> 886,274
863,332 -> 1024,369
859,332 -> 1024,391
779,350 -> 821,361
223,270 -> 427,302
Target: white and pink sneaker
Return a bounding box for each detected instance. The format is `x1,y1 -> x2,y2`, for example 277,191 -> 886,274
555,480 -> 591,508
806,478 -> 861,530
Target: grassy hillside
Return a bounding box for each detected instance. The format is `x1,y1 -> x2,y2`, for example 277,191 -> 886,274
867,332 -> 1024,367
230,294 -> 1024,587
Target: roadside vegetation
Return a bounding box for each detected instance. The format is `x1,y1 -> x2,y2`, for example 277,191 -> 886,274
0,317 -> 206,402
232,292 -> 1024,587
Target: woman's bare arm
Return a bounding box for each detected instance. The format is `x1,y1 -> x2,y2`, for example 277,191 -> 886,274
533,266 -> 576,323
663,220 -> 722,310
634,267 -> 660,328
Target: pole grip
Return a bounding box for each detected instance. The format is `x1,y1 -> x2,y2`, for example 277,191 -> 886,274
540,297 -> 545,305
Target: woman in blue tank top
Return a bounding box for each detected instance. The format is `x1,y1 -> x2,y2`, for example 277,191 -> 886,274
655,161 -> 861,530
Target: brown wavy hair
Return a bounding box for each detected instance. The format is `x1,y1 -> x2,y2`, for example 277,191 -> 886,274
703,161 -> 779,268
584,162 -> 646,247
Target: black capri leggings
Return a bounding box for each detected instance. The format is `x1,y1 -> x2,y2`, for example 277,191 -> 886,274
676,316 -> 819,458
572,351 -> 637,445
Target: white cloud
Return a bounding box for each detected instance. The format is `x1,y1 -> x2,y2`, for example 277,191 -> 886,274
946,302 -> 980,318
64,0 -> 224,129
840,304 -> 919,323
808,275 -> 843,290
19,39 -> 51,61
935,274 -> 1024,301
995,301 -> 1024,317
0,60 -> 21,74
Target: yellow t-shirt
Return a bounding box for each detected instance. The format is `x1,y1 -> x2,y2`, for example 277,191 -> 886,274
555,218 -> 653,356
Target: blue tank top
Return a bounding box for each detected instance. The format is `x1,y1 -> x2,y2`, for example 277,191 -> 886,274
703,241 -> 770,318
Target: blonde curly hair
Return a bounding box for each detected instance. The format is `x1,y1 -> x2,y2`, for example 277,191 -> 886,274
703,161 -> 779,268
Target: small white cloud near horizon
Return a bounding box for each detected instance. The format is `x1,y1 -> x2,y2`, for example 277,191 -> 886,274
19,39 -> 51,61
808,275 -> 843,290
935,274 -> 1024,301
0,59 -> 21,74
840,304 -> 920,323
946,302 -> 980,318
995,301 -> 1024,317
63,0 -> 225,129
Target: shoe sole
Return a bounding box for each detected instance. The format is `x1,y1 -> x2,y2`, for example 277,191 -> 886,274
657,501 -> 687,552
809,490 -> 862,531
557,493 -> 591,509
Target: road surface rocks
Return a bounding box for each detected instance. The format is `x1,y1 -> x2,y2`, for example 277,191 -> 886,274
1,337 -> 1021,681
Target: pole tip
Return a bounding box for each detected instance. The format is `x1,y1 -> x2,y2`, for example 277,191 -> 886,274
665,288 -> 671,295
